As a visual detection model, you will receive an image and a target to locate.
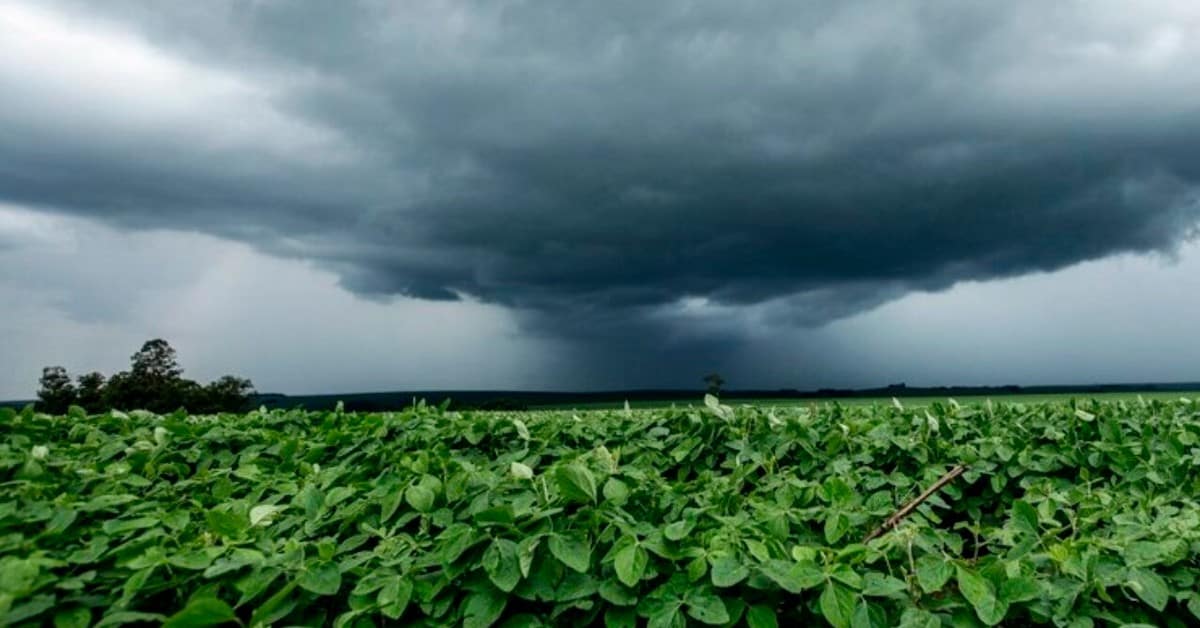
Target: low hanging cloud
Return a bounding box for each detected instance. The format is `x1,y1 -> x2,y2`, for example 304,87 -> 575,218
3,0 -> 1200,340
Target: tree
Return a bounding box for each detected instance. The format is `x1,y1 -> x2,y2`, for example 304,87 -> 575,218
131,339 -> 183,381
119,339 -> 187,412
37,366 -> 77,413
75,372 -> 107,413
198,376 -> 256,413
36,338 -> 254,415
703,372 -> 725,396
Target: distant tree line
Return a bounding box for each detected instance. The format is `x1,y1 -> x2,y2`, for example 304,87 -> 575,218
36,339 -> 254,414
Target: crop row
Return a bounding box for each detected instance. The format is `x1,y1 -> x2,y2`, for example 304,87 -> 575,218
3,396 -> 1200,626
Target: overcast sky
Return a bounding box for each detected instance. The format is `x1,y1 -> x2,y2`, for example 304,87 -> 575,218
2,0 -> 1199,398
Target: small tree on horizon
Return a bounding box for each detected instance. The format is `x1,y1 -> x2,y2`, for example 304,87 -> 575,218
37,366 -> 77,413
76,371 -> 107,413
703,372 -> 725,396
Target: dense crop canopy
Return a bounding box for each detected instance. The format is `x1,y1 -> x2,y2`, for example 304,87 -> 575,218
3,395 -> 1200,626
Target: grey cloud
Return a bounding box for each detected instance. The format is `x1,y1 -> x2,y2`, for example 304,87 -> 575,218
4,0 -> 1200,342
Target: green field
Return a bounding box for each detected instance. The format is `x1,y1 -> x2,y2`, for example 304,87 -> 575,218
536,390 -> 1200,410
4,396 -> 1200,626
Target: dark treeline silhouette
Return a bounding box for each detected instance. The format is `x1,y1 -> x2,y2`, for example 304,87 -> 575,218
36,339 -> 254,414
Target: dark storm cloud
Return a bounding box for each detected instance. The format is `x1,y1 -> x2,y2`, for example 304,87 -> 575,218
4,0 -> 1200,337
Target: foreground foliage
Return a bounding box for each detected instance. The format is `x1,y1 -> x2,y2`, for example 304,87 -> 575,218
3,396 -> 1200,626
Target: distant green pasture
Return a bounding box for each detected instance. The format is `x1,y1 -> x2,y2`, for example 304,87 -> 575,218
534,390 -> 1200,410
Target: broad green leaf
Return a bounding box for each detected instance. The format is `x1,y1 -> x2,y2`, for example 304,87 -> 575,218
1127,567 -> 1169,612
745,604 -> 778,628
613,537 -> 648,587
462,587 -> 507,628
599,579 -> 638,606
851,601 -> 872,628
249,504 -> 286,527
510,462 -> 534,480
604,608 -> 637,628
548,534 -> 591,573
517,536 -> 541,578
53,607 -> 92,628
163,596 -> 237,628
915,556 -> 952,593
862,571 -> 907,597
956,565 -> 1007,625
663,520 -> 695,541
824,512 -> 850,544
829,564 -> 863,589
103,517 -> 159,536
483,539 -> 522,592
710,556 -> 748,588
167,551 -> 215,571
204,511 -> 247,539
603,478 -> 630,503
1010,500 -> 1039,535
378,576 -> 412,620
759,559 -> 824,593
555,464 -> 597,504
818,581 -> 857,628
298,561 -> 342,596
999,576 -> 1040,603
684,588 -> 730,625
95,612 -> 169,627
405,485 -> 436,513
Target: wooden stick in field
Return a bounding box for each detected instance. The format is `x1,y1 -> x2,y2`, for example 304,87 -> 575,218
863,464 -> 967,543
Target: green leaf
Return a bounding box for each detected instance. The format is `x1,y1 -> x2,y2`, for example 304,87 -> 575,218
517,536 -> 541,578
1125,540 -> 1187,568
710,556 -> 748,587
298,561 -> 342,596
686,556 -> 708,582
745,604 -> 778,628
1127,567 -> 1169,612
167,550 -> 215,571
462,587 -> 507,628
53,607 -> 92,628
555,464 -> 598,504
204,510 -> 248,539
818,582 -> 857,628
163,596 -> 237,628
915,555 -> 952,593
759,559 -> 824,593
613,536 -> 648,587
684,588 -> 730,625
510,462 -> 534,480
897,608 -> 940,628
103,516 -> 159,535
378,575 -> 412,620
1010,500 -> 1039,535
599,579 -> 638,606
862,571 -> 908,597
405,485 -> 436,513
647,605 -> 686,628
483,539 -> 522,592
548,534 -> 591,573
956,565 -> 1007,626
6,596 -> 55,624
999,576 -> 1040,603
604,608 -> 637,628
851,601 -> 872,628
829,564 -> 863,589
249,504 -> 286,527
95,612 -> 169,627
603,478 -> 630,503
824,512 -> 850,544
664,519 -> 695,541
